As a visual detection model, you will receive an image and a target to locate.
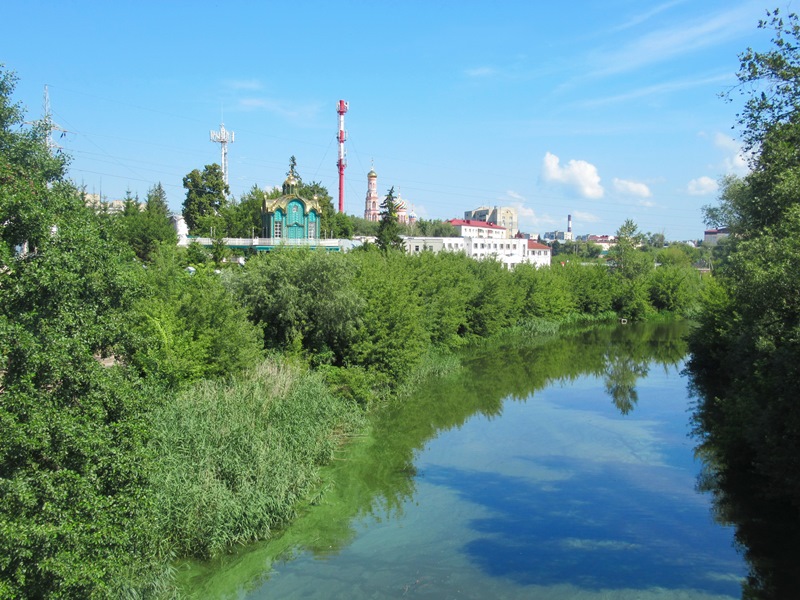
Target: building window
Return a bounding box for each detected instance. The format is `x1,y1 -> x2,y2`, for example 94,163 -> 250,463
308,222 -> 316,239
274,221 -> 282,238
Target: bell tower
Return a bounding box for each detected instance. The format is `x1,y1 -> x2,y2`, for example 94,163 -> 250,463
364,165 -> 380,221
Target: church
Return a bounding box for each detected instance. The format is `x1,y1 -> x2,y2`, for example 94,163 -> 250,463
262,166 -> 322,239
363,167 -> 416,225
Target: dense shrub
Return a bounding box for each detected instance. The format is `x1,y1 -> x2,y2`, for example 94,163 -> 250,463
126,247 -> 263,387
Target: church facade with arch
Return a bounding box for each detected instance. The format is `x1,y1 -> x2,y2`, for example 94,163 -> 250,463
262,168 -> 322,240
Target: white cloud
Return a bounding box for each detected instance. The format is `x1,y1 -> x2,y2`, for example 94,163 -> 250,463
578,73 -> 730,108
613,177 -> 652,198
541,152 -> 604,199
502,191 -> 555,230
687,176 -> 718,196
610,0 -> 689,32
572,210 -> 600,223
592,4 -> 759,77
714,132 -> 748,174
639,199 -> 657,208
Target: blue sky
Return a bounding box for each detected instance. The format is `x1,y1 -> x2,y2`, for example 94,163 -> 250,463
3,0 -> 777,240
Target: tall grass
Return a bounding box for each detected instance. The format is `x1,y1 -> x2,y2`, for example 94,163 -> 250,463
147,358 -> 364,559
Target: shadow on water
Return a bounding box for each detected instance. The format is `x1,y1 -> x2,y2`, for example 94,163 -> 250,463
179,320 -> 703,598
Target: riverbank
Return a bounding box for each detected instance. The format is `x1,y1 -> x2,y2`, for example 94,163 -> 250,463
174,319 -> 735,600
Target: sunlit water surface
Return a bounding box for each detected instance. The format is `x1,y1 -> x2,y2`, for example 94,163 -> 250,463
180,322 -> 745,599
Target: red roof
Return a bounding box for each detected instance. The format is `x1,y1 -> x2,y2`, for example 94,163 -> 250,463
527,240 -> 551,250
448,219 -> 506,230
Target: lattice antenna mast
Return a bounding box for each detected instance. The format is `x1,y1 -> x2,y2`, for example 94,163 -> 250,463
42,85 -> 69,151
210,122 -> 235,190
336,100 -> 348,213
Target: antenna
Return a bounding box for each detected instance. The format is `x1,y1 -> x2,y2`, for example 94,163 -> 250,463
42,85 -> 69,151
336,100 -> 348,213
210,122 -> 234,191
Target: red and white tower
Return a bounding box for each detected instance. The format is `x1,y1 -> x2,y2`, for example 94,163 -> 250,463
336,100 -> 348,213
364,165 -> 380,221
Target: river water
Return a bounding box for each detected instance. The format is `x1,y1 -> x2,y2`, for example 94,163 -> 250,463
179,321 -> 745,599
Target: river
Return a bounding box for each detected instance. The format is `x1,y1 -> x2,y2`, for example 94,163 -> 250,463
178,321 -> 745,599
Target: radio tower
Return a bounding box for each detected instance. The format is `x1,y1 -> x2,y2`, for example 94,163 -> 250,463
210,123 -> 234,190
336,100 -> 348,213
42,85 -> 69,151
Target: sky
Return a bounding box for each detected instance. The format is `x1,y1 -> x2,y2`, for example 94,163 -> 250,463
2,0 -> 781,240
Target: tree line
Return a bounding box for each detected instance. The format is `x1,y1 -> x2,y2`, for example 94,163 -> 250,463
687,9 -> 800,598
180,158 -> 457,242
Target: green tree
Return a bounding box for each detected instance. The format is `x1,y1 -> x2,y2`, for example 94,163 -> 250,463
111,184 -> 176,262
229,249 -> 363,365
350,215 -> 380,236
376,186 -> 404,251
347,249 -> 428,387
225,185 -> 265,238
646,264 -> 701,314
727,8 -> 800,152
145,181 -> 169,216
0,66 -> 165,597
690,12 -> 800,597
182,163 -> 228,235
607,220 -> 654,320
126,247 -> 262,387
413,218 -> 457,237
609,219 -> 650,279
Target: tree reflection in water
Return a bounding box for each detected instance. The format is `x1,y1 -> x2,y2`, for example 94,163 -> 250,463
691,380 -> 800,598
602,353 -> 649,415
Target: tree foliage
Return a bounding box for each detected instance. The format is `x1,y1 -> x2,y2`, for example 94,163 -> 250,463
727,8 -> 800,152
223,184 -> 264,238
109,183 -> 176,261
690,11 -> 800,597
376,186 -> 404,251
182,163 -> 228,235
0,66 -> 165,597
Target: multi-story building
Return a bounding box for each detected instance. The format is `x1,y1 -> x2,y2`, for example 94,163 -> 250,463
448,219 -> 509,239
542,215 -> 574,242
403,235 -> 551,268
464,206 -> 519,237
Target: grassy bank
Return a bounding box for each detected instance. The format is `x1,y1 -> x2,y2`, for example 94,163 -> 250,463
147,358 -> 364,562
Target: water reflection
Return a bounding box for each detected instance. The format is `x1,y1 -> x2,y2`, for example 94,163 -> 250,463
426,460 -> 739,596
690,368 -> 800,598
179,321 -> 698,598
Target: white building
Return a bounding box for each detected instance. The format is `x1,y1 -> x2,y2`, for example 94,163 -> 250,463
171,214 -> 190,246
448,219 -> 509,239
463,206 -> 519,237
403,236 -> 551,268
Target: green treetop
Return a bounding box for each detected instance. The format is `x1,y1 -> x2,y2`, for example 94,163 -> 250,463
376,186 -> 404,251
182,163 -> 229,235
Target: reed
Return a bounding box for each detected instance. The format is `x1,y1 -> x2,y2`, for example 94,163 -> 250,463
147,358 -> 363,559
